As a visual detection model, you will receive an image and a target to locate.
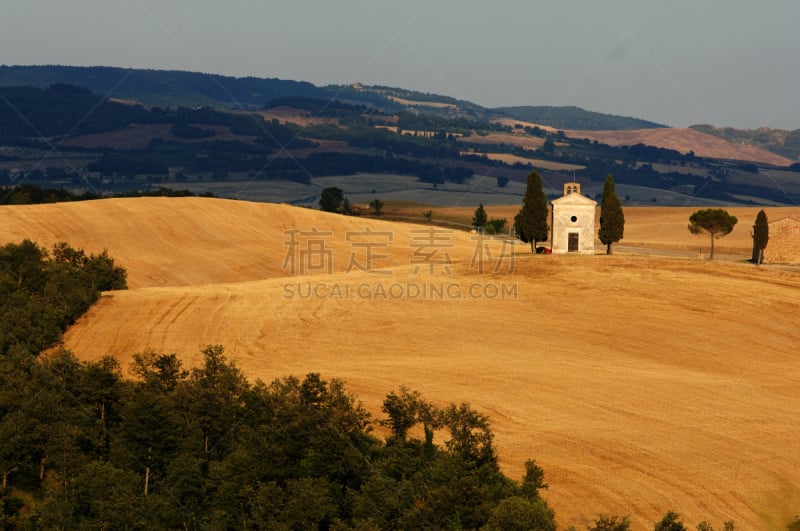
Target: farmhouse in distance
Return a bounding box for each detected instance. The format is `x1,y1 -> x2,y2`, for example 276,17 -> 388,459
765,215 -> 800,263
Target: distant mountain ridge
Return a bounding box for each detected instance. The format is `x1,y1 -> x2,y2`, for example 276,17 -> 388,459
1,65 -> 666,132
495,105 -> 666,131
0,65 -> 325,108
0,84 -> 153,138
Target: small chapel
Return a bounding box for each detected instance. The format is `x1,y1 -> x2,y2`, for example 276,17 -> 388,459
550,182 -> 596,254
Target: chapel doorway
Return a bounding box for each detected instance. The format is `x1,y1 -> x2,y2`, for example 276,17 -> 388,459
568,233 -> 579,252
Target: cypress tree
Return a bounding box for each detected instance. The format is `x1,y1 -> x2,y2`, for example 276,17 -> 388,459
514,170 -> 549,253
598,174 -> 625,255
753,209 -> 769,265
472,203 -> 487,229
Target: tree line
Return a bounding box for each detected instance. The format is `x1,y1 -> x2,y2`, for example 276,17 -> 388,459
0,184 -> 213,205
0,240 -> 127,356
1,344 -> 562,529
0,345 -> 755,530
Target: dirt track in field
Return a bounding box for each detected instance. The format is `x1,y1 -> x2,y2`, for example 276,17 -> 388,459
3,198 -> 800,530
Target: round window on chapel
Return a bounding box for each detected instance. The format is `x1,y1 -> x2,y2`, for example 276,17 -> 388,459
570,215 -> 578,223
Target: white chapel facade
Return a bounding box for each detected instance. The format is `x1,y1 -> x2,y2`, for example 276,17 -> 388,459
550,182 -> 596,254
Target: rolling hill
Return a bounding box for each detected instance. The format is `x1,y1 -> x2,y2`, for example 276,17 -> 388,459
0,65 -> 675,130
0,197 -> 461,289
2,67 -> 799,208
495,105 -> 666,131
0,65 -> 325,109
564,127 -> 794,166
691,124 -> 800,162
2,197 -> 800,529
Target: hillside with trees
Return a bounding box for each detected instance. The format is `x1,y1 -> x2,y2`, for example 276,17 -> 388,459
0,240 -> 126,356
495,105 -> 666,130
0,343 -> 557,528
0,84 -> 153,140
0,65 -> 325,109
0,70 -> 798,205
690,123 -> 800,161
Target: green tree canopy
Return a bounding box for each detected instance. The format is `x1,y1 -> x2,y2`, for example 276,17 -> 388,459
752,209 -> 769,265
590,514 -> 632,531
514,170 -> 549,253
0,240 -> 127,356
484,496 -> 557,531
688,208 -> 738,259
653,511 -> 687,531
598,174 -> 625,254
319,186 -> 345,213
486,218 -> 507,235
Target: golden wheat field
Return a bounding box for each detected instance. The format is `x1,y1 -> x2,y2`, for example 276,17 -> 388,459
564,128 -> 792,167
459,125 -> 789,167
2,197 -> 800,530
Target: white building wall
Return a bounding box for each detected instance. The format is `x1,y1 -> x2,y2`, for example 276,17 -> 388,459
550,183 -> 596,255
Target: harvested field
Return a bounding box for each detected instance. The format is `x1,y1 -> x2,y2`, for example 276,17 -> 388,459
253,108 -> 338,127
463,151 -> 585,172
0,197 -> 438,288
564,128 -> 792,167
459,132 -> 545,150
3,198 -> 800,530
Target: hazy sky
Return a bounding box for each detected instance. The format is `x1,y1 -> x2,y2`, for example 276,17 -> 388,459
3,1 -> 799,129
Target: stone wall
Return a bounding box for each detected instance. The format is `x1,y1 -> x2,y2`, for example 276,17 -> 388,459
764,216 -> 800,264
